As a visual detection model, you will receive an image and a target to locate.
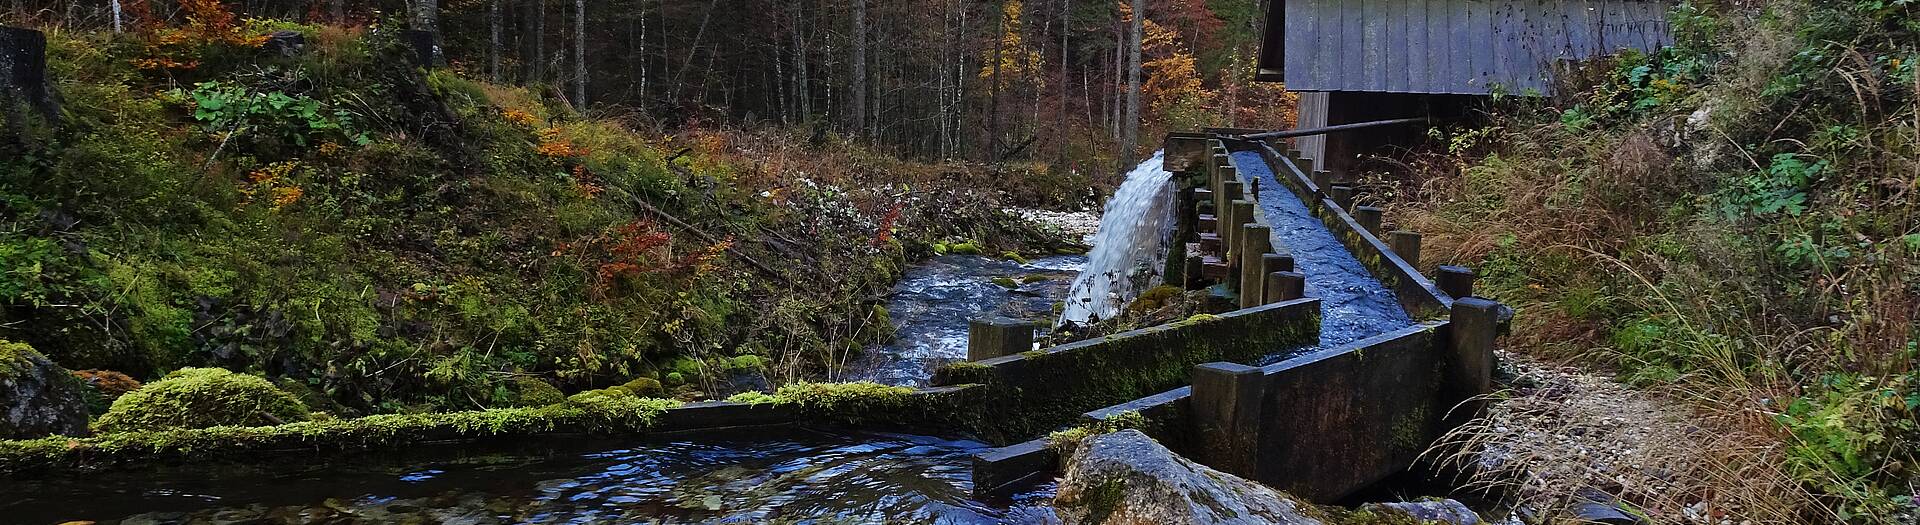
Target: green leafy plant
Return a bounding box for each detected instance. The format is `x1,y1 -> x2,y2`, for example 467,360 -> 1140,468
172,81 -> 370,147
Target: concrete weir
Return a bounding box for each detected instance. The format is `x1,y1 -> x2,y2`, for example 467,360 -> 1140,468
967,133 -> 1507,502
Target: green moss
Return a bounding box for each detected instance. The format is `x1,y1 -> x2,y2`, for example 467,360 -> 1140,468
563,388 -> 681,427
0,340 -> 37,380
991,277 -> 1020,288
948,241 -> 984,255
663,372 -> 687,387
1001,251 -> 1031,265
1046,410 -> 1148,454
770,381 -> 918,425
724,391 -> 777,405
94,368 -> 311,433
1183,313 -> 1223,324
728,355 -> 766,372
510,378 -> 567,407
621,377 -> 666,397
1021,275 -> 1050,284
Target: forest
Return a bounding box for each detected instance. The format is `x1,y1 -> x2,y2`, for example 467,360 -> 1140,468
0,0 -> 1915,523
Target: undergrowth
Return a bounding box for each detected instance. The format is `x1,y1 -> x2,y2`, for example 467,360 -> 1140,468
0,13 -> 1076,419
1379,1 -> 1918,521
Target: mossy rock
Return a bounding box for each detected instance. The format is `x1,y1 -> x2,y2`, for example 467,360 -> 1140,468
0,340 -> 91,439
1021,275 -> 1051,284
621,377 -> 665,397
991,277 -> 1020,288
94,368 -> 311,433
510,378 -> 567,407
948,241 -> 984,255
1001,251 -> 1032,265
663,371 -> 687,387
728,355 -> 766,372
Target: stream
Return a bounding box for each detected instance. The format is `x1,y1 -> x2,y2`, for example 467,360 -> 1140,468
849,254 -> 1086,386
3,427 -> 1060,524
0,151 -> 1419,524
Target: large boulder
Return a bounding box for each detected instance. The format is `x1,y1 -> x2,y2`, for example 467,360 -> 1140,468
1053,429 -> 1325,525
0,339 -> 90,438
94,367 -> 310,433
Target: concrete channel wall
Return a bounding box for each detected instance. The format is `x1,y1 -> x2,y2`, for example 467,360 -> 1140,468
970,134 -> 1505,502
931,297 -> 1321,442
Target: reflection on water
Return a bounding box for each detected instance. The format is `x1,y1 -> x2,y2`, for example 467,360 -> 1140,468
2,427 -> 1060,525
851,254 -> 1085,386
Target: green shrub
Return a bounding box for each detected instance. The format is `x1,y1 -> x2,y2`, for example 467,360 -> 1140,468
95,368 -> 310,432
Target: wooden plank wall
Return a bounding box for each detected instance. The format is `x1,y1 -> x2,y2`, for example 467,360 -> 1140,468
1279,0 -> 1673,96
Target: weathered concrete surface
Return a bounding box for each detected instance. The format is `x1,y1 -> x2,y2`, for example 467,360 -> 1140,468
0,341 -> 89,439
1054,429 -> 1325,525
968,316 -> 1036,361
1193,322 -> 1454,502
931,298 -> 1319,441
1163,133 -> 1212,173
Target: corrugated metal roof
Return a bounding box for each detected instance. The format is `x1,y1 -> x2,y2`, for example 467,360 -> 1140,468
1272,0 -> 1673,95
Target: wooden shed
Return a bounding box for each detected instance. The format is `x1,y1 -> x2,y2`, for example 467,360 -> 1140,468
1259,0 -> 1673,175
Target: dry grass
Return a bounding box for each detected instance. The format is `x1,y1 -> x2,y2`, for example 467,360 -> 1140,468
1433,353 -> 1825,524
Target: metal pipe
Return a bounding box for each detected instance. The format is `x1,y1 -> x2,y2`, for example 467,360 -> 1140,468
1230,117 -> 1430,140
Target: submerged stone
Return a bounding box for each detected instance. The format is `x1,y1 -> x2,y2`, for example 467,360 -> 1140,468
1053,429 -> 1322,525
0,339 -> 90,439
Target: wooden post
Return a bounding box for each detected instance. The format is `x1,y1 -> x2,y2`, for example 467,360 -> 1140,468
1445,298 -> 1502,425
1229,200 -> 1255,267
1193,188 -> 1214,218
1438,265 -> 1475,299
1388,231 -> 1422,270
1184,254 -> 1206,289
1264,271 -> 1306,303
1311,170 -> 1334,192
1329,184 -> 1354,209
1220,182 -> 1245,249
1238,224 -> 1272,307
968,317 -> 1035,361
1191,362 -> 1265,478
1353,206 -> 1384,236
1260,253 -> 1294,276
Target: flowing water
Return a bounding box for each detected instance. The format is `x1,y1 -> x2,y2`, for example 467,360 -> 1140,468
849,254 -> 1086,386
1234,148 -> 1415,364
1057,151 -> 1178,325
2,427 -> 1060,524
0,149 -> 1424,525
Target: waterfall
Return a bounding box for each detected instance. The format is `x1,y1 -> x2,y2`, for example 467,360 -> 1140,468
1058,151 -> 1178,325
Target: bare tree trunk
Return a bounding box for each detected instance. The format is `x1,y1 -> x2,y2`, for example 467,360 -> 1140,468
850,0 -> 867,139
1110,20 -> 1120,144
489,0 -> 502,82
533,0 -> 546,83
1057,0 -> 1071,157
1121,0 -> 1141,169
573,0 -> 586,106
986,8 -> 1003,162
413,0 -> 439,34
638,0 -> 649,102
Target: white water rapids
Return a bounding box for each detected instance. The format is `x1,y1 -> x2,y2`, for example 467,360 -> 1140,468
1058,151 -> 1178,325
